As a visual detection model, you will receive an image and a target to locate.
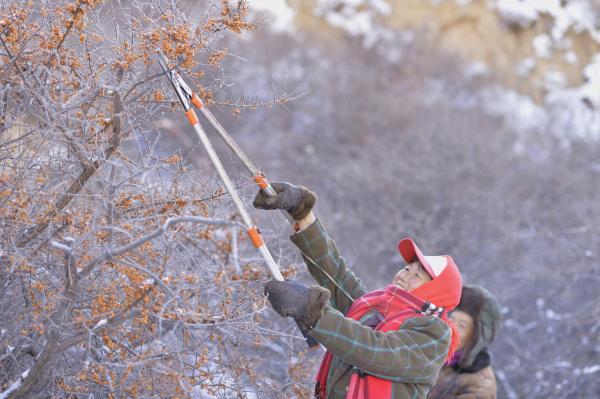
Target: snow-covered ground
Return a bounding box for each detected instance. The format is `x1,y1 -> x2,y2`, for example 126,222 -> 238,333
488,0 -> 600,140
249,0 -> 295,33
249,0 -> 600,141
493,0 -> 600,43
0,369 -> 30,399
445,53 -> 600,144
314,0 -> 392,47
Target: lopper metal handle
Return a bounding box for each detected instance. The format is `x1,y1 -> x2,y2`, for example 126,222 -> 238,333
189,111 -> 317,348
191,92 -> 297,225
296,321 -> 319,348
157,49 -> 317,348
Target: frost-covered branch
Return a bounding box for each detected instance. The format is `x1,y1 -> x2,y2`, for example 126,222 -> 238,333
79,216 -> 245,278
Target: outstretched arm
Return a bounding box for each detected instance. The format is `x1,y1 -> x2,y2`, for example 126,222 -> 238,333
253,182 -> 367,314
291,214 -> 367,315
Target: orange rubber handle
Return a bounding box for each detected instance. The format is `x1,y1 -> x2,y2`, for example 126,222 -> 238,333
253,174 -> 269,190
247,226 -> 264,248
185,109 -> 199,125
191,92 -> 203,109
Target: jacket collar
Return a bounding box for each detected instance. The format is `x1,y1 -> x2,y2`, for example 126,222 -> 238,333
455,347 -> 492,373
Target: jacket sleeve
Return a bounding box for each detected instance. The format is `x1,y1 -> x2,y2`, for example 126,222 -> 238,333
308,305 -> 451,384
290,218 -> 367,315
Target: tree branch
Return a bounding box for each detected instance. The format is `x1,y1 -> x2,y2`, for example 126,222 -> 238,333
7,239 -> 77,399
15,69 -> 125,248
79,216 -> 244,279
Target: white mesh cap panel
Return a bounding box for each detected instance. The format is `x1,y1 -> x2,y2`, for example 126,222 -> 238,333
424,256 -> 448,277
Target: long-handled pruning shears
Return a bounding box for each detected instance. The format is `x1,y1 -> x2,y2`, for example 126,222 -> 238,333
157,49 -> 292,221
156,49 -> 318,347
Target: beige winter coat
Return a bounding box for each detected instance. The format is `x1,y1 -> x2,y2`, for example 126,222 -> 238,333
428,361 -> 497,399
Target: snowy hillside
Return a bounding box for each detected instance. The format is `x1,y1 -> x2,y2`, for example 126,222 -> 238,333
251,0 -> 600,140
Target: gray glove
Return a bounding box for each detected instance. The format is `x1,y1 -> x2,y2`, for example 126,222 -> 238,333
253,182 -> 317,221
265,280 -> 330,330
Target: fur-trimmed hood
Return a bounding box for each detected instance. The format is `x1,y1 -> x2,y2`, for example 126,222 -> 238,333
456,285 -> 501,368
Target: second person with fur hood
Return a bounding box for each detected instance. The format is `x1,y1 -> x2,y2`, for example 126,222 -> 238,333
428,285 -> 502,399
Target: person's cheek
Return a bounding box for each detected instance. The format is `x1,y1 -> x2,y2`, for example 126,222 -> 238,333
410,277 -> 418,290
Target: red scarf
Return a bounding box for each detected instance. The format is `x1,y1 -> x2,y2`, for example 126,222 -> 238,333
315,255 -> 462,399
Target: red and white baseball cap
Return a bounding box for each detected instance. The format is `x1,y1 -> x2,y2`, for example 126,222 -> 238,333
397,238 -> 449,278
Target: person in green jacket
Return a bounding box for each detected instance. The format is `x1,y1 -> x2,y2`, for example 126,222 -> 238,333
254,183 -> 463,399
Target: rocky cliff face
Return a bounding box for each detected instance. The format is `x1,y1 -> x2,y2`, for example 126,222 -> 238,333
292,0 -> 599,106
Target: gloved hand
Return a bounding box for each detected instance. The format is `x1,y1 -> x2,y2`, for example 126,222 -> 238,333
265,280 -> 330,330
253,182 -> 317,221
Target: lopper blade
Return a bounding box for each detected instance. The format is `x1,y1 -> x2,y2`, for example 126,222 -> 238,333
156,48 -> 193,111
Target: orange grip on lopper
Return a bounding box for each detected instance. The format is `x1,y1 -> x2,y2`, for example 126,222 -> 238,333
191,92 -> 203,109
253,174 -> 269,190
247,226 -> 264,248
185,109 -> 199,125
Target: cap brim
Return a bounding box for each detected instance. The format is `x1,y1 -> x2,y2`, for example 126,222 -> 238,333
398,238 -> 436,278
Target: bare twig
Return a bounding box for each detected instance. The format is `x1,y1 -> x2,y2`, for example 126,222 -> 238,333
79,215 -> 244,279
15,69 -> 125,248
